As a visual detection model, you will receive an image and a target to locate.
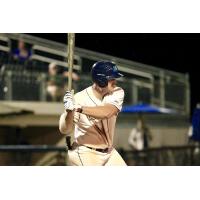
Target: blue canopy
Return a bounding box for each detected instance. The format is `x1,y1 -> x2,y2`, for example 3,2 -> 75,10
121,103 -> 176,114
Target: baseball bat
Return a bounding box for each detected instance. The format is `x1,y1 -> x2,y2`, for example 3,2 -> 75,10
67,33 -> 75,91
66,33 -> 75,150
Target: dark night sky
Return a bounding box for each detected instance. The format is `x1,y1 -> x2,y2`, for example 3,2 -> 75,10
29,33 -> 199,113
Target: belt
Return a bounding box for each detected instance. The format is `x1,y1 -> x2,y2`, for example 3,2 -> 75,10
84,145 -> 112,153
72,143 -> 112,153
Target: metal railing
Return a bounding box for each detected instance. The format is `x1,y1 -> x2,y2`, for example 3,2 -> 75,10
0,145 -> 67,166
0,145 -> 66,152
0,33 -> 190,115
0,144 -> 200,166
0,70 -> 43,101
119,144 -> 200,166
0,63 -> 189,115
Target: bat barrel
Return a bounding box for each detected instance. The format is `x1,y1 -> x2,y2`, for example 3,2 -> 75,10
67,33 -> 75,91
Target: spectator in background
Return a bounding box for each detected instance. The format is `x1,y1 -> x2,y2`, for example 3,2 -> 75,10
128,115 -> 153,165
46,62 -> 80,102
12,40 -> 31,62
187,103 -> 200,154
128,115 -> 152,151
63,70 -> 80,82
188,103 -> 200,143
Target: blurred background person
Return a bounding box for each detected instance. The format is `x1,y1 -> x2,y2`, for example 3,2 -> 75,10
188,103 -> 200,155
189,103 -> 200,142
46,62 -> 65,102
12,40 -> 32,62
128,115 -> 153,165
46,62 -> 80,102
128,115 -> 152,151
63,70 -> 80,82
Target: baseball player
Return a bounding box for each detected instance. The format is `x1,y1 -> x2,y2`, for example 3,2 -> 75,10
59,61 -> 127,166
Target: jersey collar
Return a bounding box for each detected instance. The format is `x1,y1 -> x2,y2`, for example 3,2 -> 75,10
86,86 -> 103,106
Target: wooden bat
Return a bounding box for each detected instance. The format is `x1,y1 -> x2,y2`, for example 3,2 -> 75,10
66,33 -> 75,150
67,33 -> 75,91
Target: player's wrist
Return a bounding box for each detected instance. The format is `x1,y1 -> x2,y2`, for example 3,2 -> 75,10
75,106 -> 83,113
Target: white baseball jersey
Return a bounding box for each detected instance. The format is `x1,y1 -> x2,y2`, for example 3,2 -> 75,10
73,86 -> 124,149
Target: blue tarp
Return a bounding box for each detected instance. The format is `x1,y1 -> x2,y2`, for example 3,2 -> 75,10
121,103 -> 176,114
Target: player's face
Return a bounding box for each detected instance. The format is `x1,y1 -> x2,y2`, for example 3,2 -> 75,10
107,79 -> 117,93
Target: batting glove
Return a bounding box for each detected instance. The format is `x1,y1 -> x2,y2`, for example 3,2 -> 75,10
63,91 -> 74,111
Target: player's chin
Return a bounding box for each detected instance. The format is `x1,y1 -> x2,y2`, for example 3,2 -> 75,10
111,84 -> 117,90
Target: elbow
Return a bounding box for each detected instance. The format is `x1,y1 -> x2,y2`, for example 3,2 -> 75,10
104,111 -> 116,119
99,113 -> 111,120
59,124 -> 67,135
59,114 -> 66,134
103,105 -> 118,119
105,114 -> 111,119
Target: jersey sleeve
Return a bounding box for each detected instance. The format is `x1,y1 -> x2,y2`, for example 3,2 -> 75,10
104,88 -> 125,111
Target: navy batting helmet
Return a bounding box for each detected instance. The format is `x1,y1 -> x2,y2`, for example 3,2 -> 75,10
91,61 -> 124,87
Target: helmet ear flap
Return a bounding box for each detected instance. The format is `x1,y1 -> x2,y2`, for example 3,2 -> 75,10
97,77 -> 108,87
93,76 -> 108,87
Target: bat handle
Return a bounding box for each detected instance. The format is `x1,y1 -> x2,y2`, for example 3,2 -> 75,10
65,90 -> 74,151
66,136 -> 72,150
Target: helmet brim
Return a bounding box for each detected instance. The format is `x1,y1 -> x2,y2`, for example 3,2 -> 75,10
115,72 -> 124,78
108,72 -> 124,79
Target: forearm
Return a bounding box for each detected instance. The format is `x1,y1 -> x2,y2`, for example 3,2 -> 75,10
81,104 -> 118,119
59,111 -> 74,134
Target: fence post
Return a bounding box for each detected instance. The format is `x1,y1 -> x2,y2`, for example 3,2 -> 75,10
39,73 -> 47,101
132,80 -> 138,104
159,71 -> 165,107
185,73 -> 190,116
4,70 -> 12,100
